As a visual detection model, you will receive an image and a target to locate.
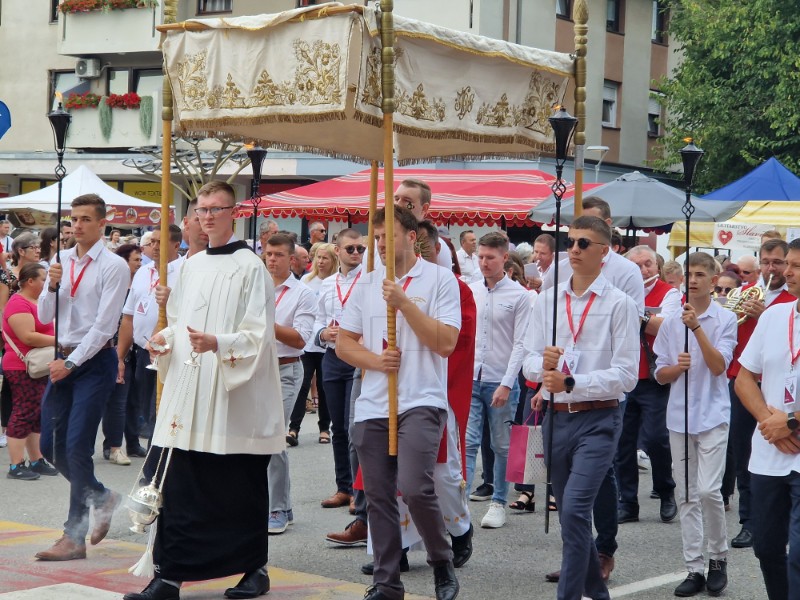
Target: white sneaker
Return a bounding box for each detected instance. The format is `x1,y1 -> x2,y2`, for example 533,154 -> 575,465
0,433 -> 6,448
109,448 -> 131,466
480,502 -> 506,528
637,449 -> 651,471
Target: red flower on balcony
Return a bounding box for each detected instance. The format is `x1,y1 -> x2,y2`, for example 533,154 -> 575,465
59,0 -> 159,14
106,92 -> 141,109
64,92 -> 101,109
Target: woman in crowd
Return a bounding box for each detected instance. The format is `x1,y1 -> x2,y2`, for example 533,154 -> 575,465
101,243 -> 143,465
10,232 -> 41,284
106,229 -> 122,250
3,263 -> 57,480
716,271 -> 742,301
287,243 -> 337,445
38,227 -> 58,268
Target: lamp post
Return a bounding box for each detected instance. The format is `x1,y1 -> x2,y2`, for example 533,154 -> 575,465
544,105 -> 578,534
47,96 -> 72,359
679,138 -> 704,494
245,145 -> 267,252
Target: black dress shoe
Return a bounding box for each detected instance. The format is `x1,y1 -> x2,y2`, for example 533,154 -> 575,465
617,506 -> 639,524
363,585 -> 393,600
451,523 -> 473,568
433,561 -> 459,600
127,445 -> 149,458
660,494 -> 678,523
731,527 -> 753,548
123,579 -> 180,600
674,572 -> 705,597
361,549 -> 409,575
224,570 -> 270,599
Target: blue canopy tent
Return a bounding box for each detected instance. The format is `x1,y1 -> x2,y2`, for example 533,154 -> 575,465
704,157 -> 800,201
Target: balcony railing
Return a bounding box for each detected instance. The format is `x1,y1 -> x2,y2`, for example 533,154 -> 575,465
58,4 -> 164,57
66,93 -> 159,149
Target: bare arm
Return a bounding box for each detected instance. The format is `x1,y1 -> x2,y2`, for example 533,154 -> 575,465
335,328 -> 399,373
7,313 -> 55,348
275,324 -> 306,349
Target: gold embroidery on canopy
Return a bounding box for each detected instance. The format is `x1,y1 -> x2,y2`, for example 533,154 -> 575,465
396,83 -> 446,122
454,86 -> 475,120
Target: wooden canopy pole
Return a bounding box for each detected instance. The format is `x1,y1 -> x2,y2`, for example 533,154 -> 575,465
367,161 -> 379,273
379,0 -> 398,456
156,0 -> 178,411
572,0 -> 588,218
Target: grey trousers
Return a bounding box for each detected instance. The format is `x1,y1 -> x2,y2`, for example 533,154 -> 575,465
353,406 -> 452,600
268,361 -> 303,512
546,406 -> 622,600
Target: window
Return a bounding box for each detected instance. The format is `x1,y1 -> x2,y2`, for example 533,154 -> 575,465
606,0 -> 621,32
297,0 -> 318,5
50,0 -> 59,22
108,69 -> 131,96
197,0 -> 231,14
651,0 -> 668,43
556,0 -> 571,18
50,71 -> 91,111
648,92 -> 663,137
602,81 -> 618,128
135,69 -> 163,98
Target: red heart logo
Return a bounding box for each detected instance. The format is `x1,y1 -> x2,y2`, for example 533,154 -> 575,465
717,230 -> 733,245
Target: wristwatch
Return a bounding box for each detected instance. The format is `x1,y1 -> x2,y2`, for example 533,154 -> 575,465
564,375 -> 575,394
788,413 -> 799,432
64,359 -> 76,371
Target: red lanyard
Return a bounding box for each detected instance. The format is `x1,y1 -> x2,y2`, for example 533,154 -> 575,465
401,276 -> 413,292
149,267 -> 159,294
70,257 -> 93,299
790,308 -> 800,367
275,286 -> 289,307
336,271 -> 361,307
565,292 -> 596,346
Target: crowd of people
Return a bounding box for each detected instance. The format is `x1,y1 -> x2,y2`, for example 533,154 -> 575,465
0,177 -> 797,600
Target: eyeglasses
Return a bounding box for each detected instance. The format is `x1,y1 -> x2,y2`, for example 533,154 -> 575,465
313,229 -> 327,234
760,260 -> 786,268
343,245 -> 366,255
566,237 -> 607,250
23,245 -> 41,250
195,206 -> 235,217
714,286 -> 734,294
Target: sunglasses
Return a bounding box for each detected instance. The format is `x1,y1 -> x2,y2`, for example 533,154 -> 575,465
566,237 -> 606,250
740,270 -> 753,275
343,245 -> 367,255
714,286 -> 734,294
314,229 -> 327,234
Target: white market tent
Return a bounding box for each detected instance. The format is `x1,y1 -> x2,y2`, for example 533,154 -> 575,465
0,165 -> 174,228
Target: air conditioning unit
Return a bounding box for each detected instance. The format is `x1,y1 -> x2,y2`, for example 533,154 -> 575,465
75,58 -> 101,79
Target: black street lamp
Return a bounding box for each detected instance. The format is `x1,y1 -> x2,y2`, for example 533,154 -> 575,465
679,138 -> 704,494
47,96 -> 72,359
543,105 -> 578,534
246,145 -> 268,252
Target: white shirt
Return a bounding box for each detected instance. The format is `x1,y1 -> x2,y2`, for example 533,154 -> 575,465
39,238 -> 130,366
654,300 -> 737,434
646,280 -> 682,319
456,247 -> 481,283
273,274 -> 316,358
523,273 -> 640,403
739,301 -> 800,476
313,265 -> 363,351
340,258 -> 461,422
542,249 -> 645,317
123,256 -> 185,348
437,242 -> 452,270
300,273 -> 327,353
469,275 -> 531,388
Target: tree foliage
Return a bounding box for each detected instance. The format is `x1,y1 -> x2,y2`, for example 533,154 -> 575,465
655,0 -> 800,193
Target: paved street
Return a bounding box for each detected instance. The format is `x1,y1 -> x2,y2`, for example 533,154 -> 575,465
0,414 -> 767,599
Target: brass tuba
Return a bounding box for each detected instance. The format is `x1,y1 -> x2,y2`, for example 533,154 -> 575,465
724,274 -> 771,324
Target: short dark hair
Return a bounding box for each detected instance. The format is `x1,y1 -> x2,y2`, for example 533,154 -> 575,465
789,238 -> 800,253
478,231 -> 509,251
197,180 -> 236,205
115,243 -> 141,263
459,230 -> 474,244
18,263 -> 46,287
167,223 -> 183,244
336,228 -> 362,244
760,238 -> 789,257
277,229 -> 298,244
687,251 -> 717,274
719,270 -> 742,287
582,196 -> 611,220
60,220 -> 72,230
571,215 -> 612,244
266,233 -> 295,254
399,178 -> 431,206
534,233 -> 555,251
72,193 -> 107,219
417,220 -> 439,245
372,205 -> 419,234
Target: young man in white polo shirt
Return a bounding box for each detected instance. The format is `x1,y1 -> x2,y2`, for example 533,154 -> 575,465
337,206 -> 461,600
735,237 -> 800,600
465,232 -> 531,529
654,252 -> 737,597
265,233 -> 316,534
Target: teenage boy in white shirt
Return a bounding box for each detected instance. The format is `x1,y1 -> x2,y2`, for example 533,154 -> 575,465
735,237 -> 800,600
654,252 -> 738,597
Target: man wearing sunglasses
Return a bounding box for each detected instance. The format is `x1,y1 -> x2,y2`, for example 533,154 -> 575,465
539,196 -> 644,585
315,230 -> 367,540
524,216 -> 639,600
736,255 -> 759,286
303,221 -> 327,252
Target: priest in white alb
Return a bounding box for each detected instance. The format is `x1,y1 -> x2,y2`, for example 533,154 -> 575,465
124,181 -> 284,600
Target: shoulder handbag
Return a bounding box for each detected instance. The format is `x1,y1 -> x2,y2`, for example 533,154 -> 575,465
2,329 -> 52,379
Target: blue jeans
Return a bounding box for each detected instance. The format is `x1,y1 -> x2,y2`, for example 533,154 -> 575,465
751,472 -> 800,600
40,348 -> 119,542
321,348 -> 356,495
465,379 -> 519,505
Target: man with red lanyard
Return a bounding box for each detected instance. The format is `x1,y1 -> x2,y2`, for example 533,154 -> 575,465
736,236 -> 800,599
616,245 -> 680,525
36,193 -> 130,561
524,216 -> 639,600
314,229 -> 365,518
265,233 -> 316,535
727,238 -> 795,550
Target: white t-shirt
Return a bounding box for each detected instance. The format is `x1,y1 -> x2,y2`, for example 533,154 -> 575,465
340,258 -> 461,422
739,301 -> 800,477
123,256 -> 185,348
